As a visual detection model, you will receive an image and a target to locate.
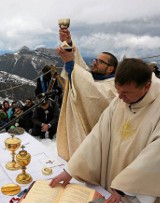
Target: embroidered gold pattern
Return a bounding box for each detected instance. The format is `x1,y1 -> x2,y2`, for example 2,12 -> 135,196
121,120 -> 133,140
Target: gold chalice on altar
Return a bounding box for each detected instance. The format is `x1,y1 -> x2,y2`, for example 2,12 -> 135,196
4,134 -> 21,170
16,145 -> 32,184
58,18 -> 70,29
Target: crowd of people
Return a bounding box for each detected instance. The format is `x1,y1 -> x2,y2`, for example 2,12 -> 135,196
0,26 -> 160,203
0,65 -> 62,139
0,99 -> 33,131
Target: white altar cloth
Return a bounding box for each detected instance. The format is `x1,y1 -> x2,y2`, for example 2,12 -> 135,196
0,132 -> 110,203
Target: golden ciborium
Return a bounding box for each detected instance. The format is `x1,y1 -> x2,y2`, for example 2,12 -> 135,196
58,18 -> 70,29
4,134 -> 21,170
16,145 -> 32,184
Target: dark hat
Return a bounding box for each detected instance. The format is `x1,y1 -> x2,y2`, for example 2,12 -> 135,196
42,65 -> 51,73
15,102 -> 23,109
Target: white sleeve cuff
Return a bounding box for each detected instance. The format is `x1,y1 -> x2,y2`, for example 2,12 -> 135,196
63,165 -> 72,176
48,124 -> 51,128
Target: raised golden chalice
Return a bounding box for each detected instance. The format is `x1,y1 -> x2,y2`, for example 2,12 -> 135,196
58,18 -> 72,52
58,18 -> 70,29
16,145 -> 32,184
4,134 -> 21,170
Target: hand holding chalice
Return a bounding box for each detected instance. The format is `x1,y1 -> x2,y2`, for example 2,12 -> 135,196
58,18 -> 72,52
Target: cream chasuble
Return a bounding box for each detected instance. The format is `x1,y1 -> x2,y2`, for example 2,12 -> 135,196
56,48 -> 117,161
67,74 -> 160,203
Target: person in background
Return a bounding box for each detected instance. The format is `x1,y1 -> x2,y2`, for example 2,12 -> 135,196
2,100 -> 10,114
10,102 -> 26,129
0,103 -> 8,128
2,100 -> 10,129
22,98 -> 34,133
50,58 -> 160,203
149,61 -> 160,78
35,65 -> 62,107
7,101 -> 17,120
56,28 -> 118,161
32,99 -> 59,139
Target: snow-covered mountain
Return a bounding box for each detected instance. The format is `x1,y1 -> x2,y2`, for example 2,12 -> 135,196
0,46 -> 94,103
0,46 -> 64,80
0,71 -> 36,103
0,46 -> 65,102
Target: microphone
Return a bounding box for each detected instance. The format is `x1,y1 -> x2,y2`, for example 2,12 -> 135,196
37,90 -> 58,99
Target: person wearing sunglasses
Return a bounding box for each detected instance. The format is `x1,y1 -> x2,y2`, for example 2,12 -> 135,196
56,28 -> 118,161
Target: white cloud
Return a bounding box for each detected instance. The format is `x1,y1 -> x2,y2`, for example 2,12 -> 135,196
75,33 -> 160,59
0,0 -> 160,58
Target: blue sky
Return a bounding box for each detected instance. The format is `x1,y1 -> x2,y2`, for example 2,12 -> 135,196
0,0 -> 160,60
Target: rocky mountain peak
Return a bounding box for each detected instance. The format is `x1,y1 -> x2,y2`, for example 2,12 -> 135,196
0,71 -> 36,102
21,46 -> 30,51
0,46 -> 64,80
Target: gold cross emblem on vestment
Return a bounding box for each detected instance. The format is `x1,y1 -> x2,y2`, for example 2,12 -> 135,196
121,120 -> 133,140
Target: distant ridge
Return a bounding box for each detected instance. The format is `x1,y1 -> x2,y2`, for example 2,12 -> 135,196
0,71 -> 36,102
0,46 -> 64,80
0,46 -> 93,102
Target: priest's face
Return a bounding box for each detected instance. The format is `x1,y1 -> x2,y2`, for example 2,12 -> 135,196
91,53 -> 113,75
115,82 -> 151,104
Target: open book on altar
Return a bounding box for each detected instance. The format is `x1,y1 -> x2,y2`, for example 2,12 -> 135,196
19,179 -> 105,203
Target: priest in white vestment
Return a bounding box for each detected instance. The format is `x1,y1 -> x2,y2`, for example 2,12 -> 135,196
50,58 -> 160,203
56,28 -> 118,161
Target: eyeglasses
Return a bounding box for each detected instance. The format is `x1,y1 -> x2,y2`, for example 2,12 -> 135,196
94,58 -> 112,66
